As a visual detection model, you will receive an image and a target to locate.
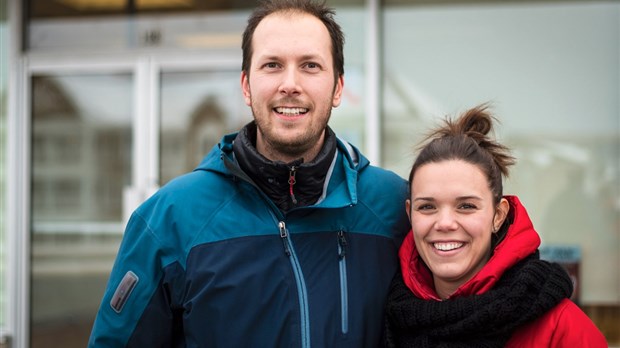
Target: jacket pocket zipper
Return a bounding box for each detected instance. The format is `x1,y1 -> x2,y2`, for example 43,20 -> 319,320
279,221 -> 311,348
338,230 -> 348,334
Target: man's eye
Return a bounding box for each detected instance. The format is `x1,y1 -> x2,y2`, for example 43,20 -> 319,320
305,62 -> 320,70
264,62 -> 279,69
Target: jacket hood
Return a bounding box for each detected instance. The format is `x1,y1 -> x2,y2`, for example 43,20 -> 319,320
399,195 -> 541,300
193,131 -> 371,208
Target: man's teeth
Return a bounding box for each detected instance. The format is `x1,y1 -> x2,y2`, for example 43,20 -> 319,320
275,107 -> 308,115
434,242 -> 463,251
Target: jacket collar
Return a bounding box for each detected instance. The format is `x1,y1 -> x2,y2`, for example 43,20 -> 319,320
232,122 -> 337,212
193,124 -> 370,210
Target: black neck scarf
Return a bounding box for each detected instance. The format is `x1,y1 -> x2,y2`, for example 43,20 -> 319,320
233,122 -> 337,212
384,253 -> 573,348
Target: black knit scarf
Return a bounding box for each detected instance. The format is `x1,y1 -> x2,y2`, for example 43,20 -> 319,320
384,253 -> 573,348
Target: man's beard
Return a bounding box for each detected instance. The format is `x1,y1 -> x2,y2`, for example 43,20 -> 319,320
252,106 -> 332,160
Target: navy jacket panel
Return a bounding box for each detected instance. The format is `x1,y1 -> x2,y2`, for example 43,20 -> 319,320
126,261 -> 186,348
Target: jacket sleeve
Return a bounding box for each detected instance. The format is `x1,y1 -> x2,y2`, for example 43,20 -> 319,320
88,211 -> 181,347
550,299 -> 608,348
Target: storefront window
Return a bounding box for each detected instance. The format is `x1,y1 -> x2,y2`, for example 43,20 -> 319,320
327,5 -> 367,149
25,1 -> 255,52
382,1 -> 619,344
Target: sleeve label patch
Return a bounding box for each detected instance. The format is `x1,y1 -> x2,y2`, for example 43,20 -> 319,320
110,271 -> 139,313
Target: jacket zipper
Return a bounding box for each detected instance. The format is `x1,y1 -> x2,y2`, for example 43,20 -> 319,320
337,230 -> 348,334
279,221 -> 310,348
288,166 -> 298,205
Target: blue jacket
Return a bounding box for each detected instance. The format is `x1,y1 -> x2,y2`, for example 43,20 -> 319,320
88,133 -> 410,347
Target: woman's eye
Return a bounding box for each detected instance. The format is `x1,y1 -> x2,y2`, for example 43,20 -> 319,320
416,204 -> 434,211
459,203 -> 476,210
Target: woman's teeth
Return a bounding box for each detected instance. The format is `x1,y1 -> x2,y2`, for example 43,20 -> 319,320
434,242 -> 463,251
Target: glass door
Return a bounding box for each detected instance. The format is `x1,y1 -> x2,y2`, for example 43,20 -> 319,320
15,2 -> 252,347
159,68 -> 250,184
25,56 -> 246,348
29,71 -> 134,347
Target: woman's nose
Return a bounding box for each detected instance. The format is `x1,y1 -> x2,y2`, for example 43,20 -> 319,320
435,209 -> 458,232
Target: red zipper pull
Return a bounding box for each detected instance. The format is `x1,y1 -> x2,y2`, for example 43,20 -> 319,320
288,166 -> 298,205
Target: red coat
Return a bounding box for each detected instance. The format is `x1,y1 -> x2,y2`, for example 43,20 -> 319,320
399,195 -> 608,347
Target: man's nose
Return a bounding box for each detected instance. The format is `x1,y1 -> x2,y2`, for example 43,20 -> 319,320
278,68 -> 301,96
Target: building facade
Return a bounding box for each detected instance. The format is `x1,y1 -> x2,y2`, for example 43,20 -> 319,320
1,0 -> 619,347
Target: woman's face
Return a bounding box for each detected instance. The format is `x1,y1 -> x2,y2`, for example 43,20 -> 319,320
407,159 -> 508,298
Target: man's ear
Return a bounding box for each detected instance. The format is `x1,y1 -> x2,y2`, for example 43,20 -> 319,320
241,71 -> 251,106
331,75 -> 344,107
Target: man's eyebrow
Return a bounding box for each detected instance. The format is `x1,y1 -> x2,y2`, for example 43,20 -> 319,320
256,55 -> 281,61
299,54 -> 322,60
256,54 -> 324,61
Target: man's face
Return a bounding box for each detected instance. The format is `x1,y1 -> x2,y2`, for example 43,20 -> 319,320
241,11 -> 344,162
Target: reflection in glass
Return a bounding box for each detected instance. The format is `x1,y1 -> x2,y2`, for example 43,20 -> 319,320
160,71 -> 250,185
30,74 -> 132,347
